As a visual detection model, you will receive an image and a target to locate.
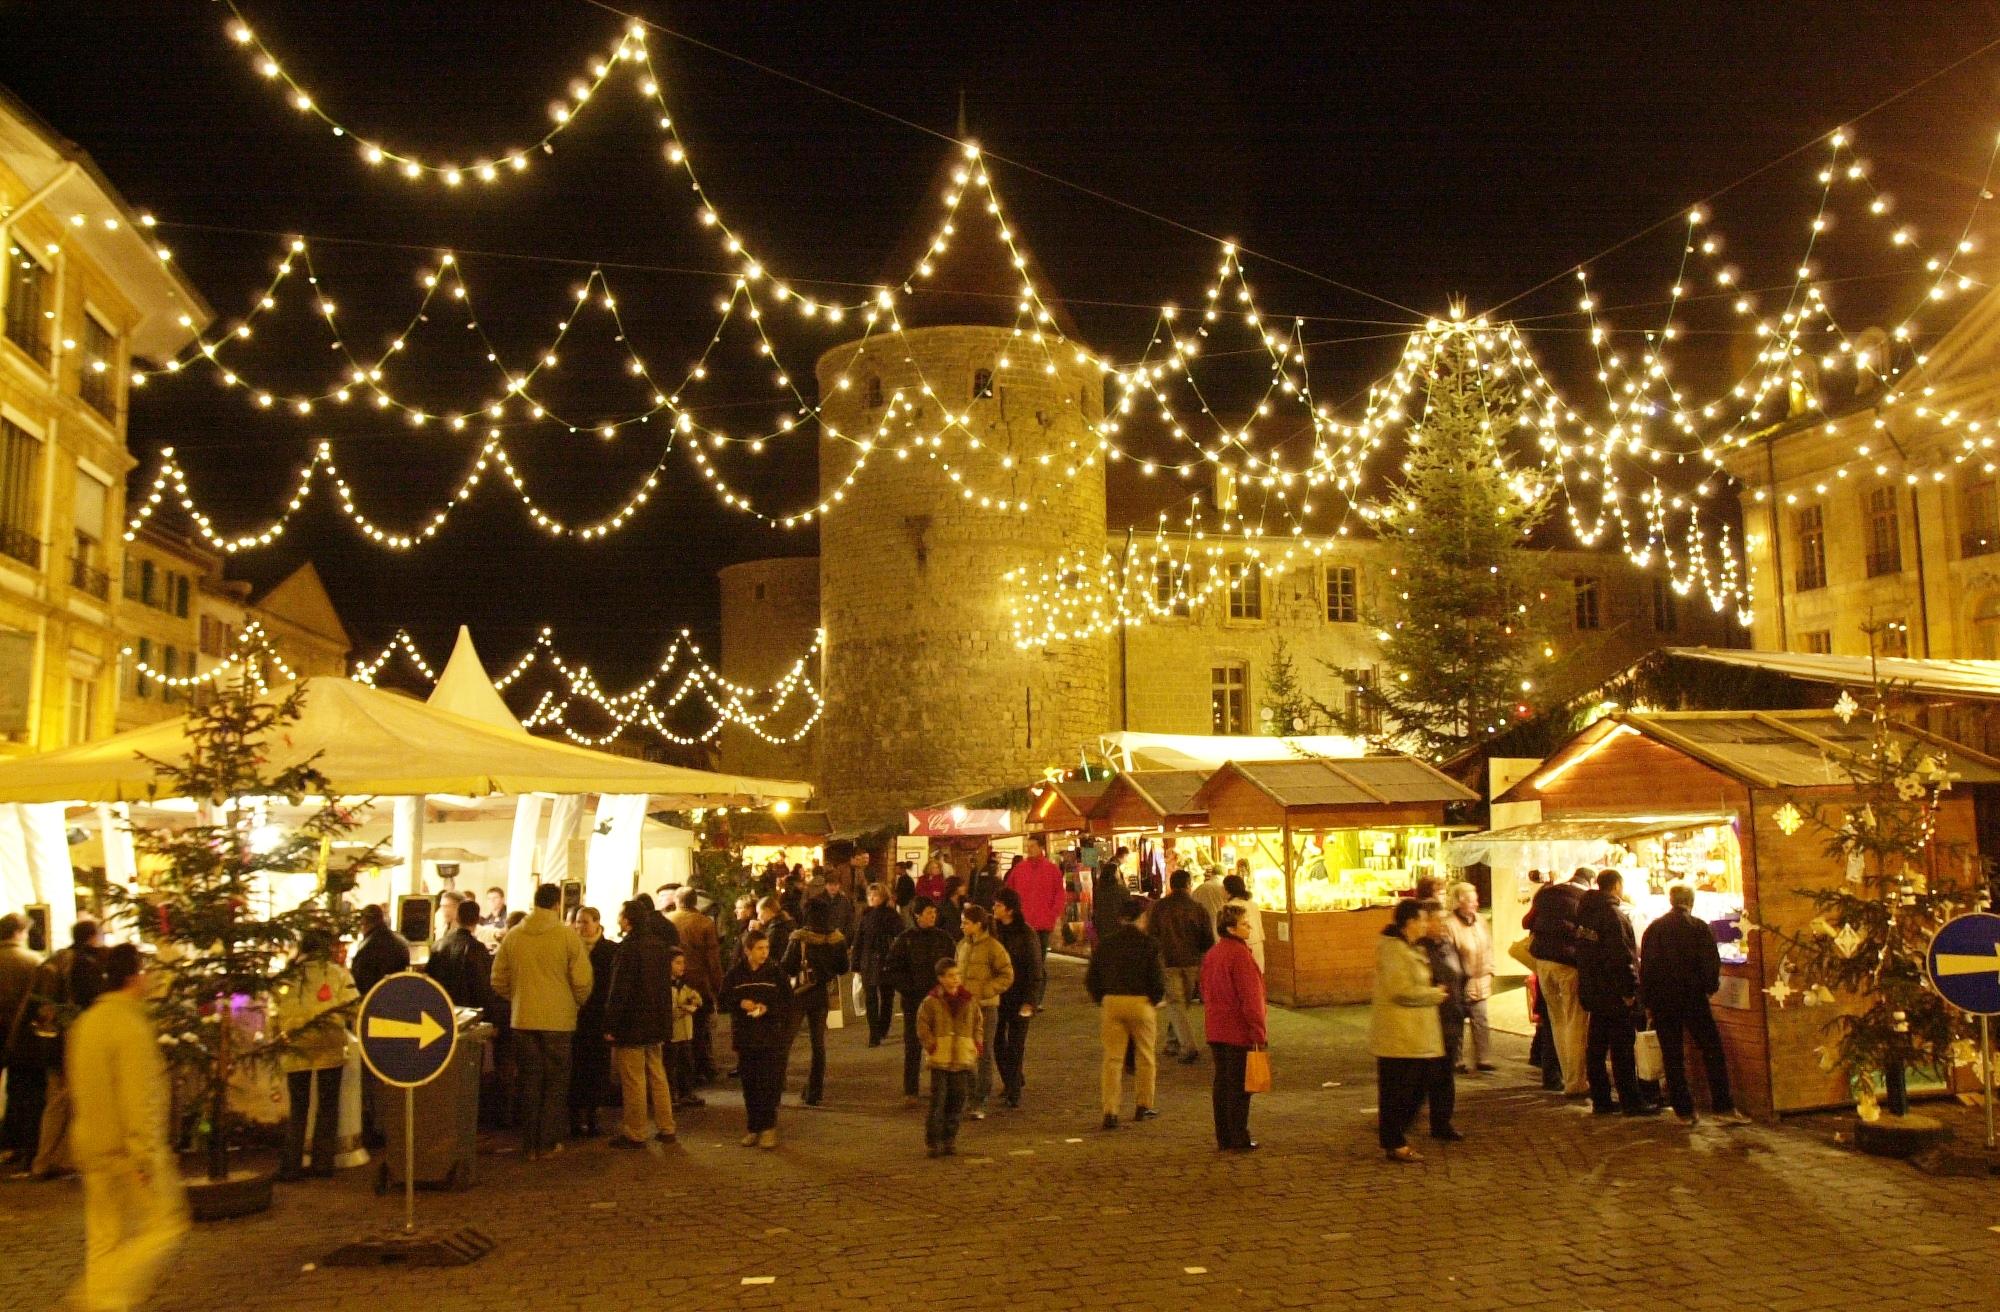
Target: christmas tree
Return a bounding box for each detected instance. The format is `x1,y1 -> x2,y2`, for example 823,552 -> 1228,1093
1326,322 -> 1556,757
1757,678 -> 1984,1123
107,675 -> 374,1182
1259,635 -> 1323,736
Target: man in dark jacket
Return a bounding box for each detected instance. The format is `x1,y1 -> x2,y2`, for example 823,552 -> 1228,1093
427,898 -> 495,1015
966,855 -> 1004,911
1147,869 -> 1215,1065
1575,871 -> 1658,1117
24,920 -> 104,1177
884,899 -> 956,1100
1085,899 -> 1167,1130
350,904 -> 411,999
1523,868 -> 1592,1096
1640,885 -> 1748,1124
631,892 -> 682,951
604,901 -> 676,1147
991,890 -> 1043,1109
852,884 -> 903,1047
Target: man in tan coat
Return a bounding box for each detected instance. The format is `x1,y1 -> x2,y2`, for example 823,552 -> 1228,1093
666,888 -> 723,1085
492,884 -> 593,1160
66,942 -> 188,1310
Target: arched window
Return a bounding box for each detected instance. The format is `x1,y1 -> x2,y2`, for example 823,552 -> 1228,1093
972,368 -> 994,400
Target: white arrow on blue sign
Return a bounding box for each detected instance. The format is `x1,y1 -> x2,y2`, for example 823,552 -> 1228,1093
1925,912 -> 2000,1017
356,971 -> 459,1088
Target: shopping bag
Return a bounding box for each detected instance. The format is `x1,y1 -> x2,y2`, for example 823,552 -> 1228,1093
825,982 -> 846,1029
850,973 -> 866,1013
1244,1048 -> 1273,1094
1634,1029 -> 1664,1082
1507,937 -> 1539,971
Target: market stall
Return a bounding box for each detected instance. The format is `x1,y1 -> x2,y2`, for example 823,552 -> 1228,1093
1188,757 -> 1477,1005
1087,768 -> 1212,889
1491,709 -> 2000,1117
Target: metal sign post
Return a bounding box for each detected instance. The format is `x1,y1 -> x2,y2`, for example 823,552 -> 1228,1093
326,972 -> 492,1266
1923,912 -> 2000,1154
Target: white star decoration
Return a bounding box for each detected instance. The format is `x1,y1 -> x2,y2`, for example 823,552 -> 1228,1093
1833,690 -> 1860,723
1773,802 -> 1804,836
1766,976 -> 1795,1006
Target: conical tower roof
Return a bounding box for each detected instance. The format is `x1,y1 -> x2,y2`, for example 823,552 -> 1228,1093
880,141 -> 1082,341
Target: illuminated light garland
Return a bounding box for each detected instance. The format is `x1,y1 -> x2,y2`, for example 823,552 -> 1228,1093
121,621 -> 299,694
351,625 -> 824,747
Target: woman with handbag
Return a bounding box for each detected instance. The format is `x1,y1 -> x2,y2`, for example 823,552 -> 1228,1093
780,896 -> 849,1108
1371,899 -> 1450,1163
1201,904 -> 1267,1153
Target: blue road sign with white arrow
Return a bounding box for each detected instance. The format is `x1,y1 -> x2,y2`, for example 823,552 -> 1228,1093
1925,913 -> 2000,1017
357,971 -> 458,1087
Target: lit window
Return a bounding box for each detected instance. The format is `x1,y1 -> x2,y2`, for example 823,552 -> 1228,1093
1227,562 -> 1263,621
1326,564 -> 1358,623
1793,505 -> 1826,590
1210,664 -> 1247,734
79,314 -> 118,418
3,244 -> 51,369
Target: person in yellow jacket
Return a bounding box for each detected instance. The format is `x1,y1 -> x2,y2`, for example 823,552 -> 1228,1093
65,942 -> 188,1311
271,930 -> 358,1181
915,959 -> 982,1158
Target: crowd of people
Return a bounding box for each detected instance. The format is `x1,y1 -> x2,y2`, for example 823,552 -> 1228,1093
0,838 -> 1757,1305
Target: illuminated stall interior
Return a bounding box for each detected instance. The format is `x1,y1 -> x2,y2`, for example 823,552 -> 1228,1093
1495,709 -> 2000,1117
1189,757 -> 1478,1005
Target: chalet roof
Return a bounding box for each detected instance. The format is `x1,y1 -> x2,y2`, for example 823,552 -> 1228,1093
1197,756 -> 1478,810
1662,647 -> 2000,702
1098,769 -> 1210,819
1516,708 -> 2000,794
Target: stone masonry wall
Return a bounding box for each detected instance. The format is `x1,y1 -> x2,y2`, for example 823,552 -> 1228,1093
716,555 -> 822,784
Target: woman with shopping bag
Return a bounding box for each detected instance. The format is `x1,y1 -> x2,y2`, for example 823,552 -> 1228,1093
1201,904 -> 1267,1153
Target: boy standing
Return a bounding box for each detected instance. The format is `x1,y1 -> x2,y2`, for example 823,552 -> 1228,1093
667,950 -> 705,1109
915,960 -> 981,1158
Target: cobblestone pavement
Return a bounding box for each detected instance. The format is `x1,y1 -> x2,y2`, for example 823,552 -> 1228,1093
6,959 -> 1997,1311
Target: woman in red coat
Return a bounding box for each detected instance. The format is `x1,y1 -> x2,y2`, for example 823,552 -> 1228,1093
1201,904 -> 1268,1152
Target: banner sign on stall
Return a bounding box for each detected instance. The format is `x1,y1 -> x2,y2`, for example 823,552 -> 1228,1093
907,807 -> 1014,837
357,972 -> 458,1088
1926,912 -> 2000,1015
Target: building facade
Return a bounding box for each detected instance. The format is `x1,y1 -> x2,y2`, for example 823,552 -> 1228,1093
1720,288 -> 2000,660
0,87 -> 208,754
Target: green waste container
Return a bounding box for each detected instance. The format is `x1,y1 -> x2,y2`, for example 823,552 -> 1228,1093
376,1017 -> 490,1193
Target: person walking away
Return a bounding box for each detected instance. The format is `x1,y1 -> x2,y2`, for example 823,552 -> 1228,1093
892,862 -> 918,927
1191,861 -> 1228,932
917,959 -> 981,1157
885,899 -> 957,1103
349,904 -> 410,999
1443,883 -> 1496,1073
1221,875 -> 1264,973
1416,900 -> 1463,1142
28,919 -> 106,1179
1372,899 -> 1451,1163
428,897 -> 503,1127
1522,867 -> 1592,1096
822,856 -> 862,1025
1004,837 -> 1066,969
271,931 -> 357,1181
721,929 -> 793,1148
953,905 -> 1014,1120
667,950 -> 705,1108
603,900 -> 676,1148
1085,899 -> 1166,1130
1148,868 -> 1216,1065
65,943 -> 188,1311
1091,859 -> 1128,949
1203,905 -> 1267,1152
490,883 -> 594,1159
569,908 -> 617,1138
852,884 -> 903,1047
0,912 -> 45,1168
1576,870 -> 1659,1117
781,896 -> 849,1107
990,891 -> 1042,1109
668,888 -> 724,1086
1640,884 -> 1750,1125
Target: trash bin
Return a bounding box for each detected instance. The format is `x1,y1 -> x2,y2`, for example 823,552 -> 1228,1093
376,1016 -> 491,1193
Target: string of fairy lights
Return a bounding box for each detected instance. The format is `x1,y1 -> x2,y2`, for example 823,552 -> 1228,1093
349,626 -> 824,749
106,7 -> 2000,674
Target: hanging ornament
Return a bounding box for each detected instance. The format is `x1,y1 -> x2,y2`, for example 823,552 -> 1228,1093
1832,923 -> 1864,957
1766,974 -> 1796,1007
1832,689 -> 1860,723
1807,984 -> 1837,1006
1773,802 -> 1804,836
1845,849 -> 1865,884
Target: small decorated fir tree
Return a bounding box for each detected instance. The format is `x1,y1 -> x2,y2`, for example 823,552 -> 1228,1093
107,674 -> 371,1182
1757,679 -> 1984,1121
1259,636 -> 1323,736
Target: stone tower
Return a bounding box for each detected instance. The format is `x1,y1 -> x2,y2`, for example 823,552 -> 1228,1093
814,171 -> 1109,824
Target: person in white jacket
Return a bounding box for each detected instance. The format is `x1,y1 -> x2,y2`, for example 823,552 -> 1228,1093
1222,873 -> 1264,972
65,943 -> 189,1311
1370,900 -> 1451,1163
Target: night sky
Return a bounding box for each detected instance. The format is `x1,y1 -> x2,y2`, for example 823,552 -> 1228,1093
5,3 -> 1996,706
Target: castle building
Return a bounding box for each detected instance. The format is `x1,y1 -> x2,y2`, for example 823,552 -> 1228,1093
718,172 -> 1725,826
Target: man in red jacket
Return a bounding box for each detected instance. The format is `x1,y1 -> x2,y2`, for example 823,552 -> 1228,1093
1004,836 -> 1066,977
1201,905 -> 1267,1153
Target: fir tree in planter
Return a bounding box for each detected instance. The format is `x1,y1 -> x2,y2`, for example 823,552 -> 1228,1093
1756,680 -> 1985,1133
107,675 -> 371,1193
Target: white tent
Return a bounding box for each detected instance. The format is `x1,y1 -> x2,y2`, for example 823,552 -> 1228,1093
0,676 -> 810,807
426,625 -> 524,732
1096,730 -> 1367,771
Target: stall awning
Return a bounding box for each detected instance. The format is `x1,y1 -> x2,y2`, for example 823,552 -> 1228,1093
0,676 -> 814,806
1097,731 -> 1366,771
1445,813 -> 1734,866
